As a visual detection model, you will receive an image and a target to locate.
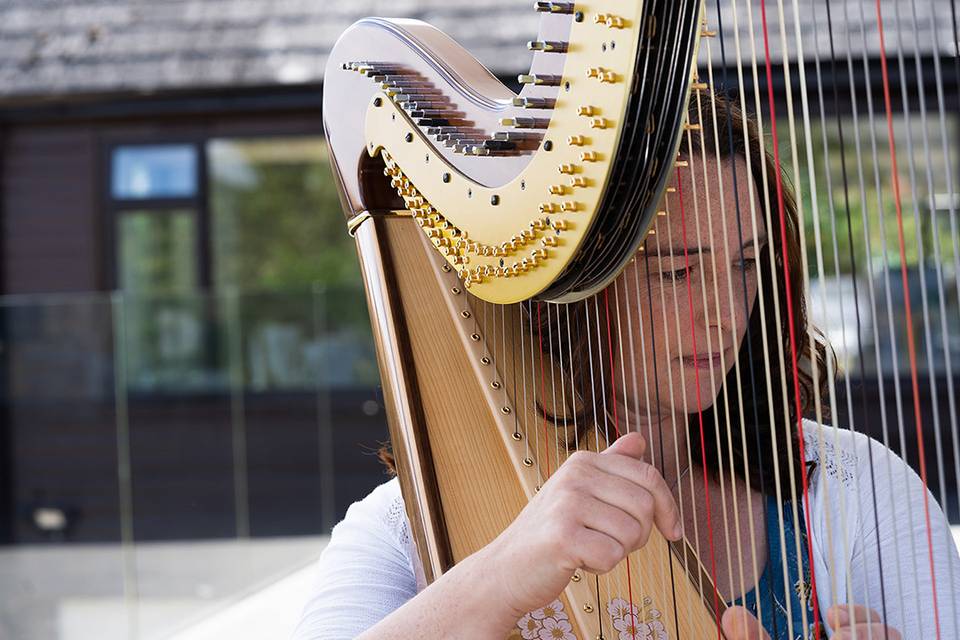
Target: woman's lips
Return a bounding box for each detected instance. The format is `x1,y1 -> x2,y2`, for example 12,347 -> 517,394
679,352 -> 726,370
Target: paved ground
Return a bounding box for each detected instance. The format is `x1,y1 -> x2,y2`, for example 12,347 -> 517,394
0,535 -> 328,640
3,529 -> 960,639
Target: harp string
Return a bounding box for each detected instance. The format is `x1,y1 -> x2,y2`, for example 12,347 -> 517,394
807,0 -> 861,627
657,193 -> 711,624
757,0 -> 827,636
874,3 -> 944,635
709,0 -> 779,627
645,229 -> 684,635
683,92 -> 755,616
740,0 -> 813,636
780,0 -> 845,625
917,7 -> 960,629
929,0 -> 960,582
822,0 -> 890,631
674,164 -> 724,631
896,0 -> 955,628
697,42 -> 756,616
844,0 -> 905,627
801,0 -> 853,618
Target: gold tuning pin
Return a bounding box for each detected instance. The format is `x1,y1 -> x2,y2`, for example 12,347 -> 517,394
560,201 -> 579,212
590,118 -> 608,129
600,71 -> 618,83
558,164 -> 578,174
577,105 -> 596,117
569,176 -> 589,188
539,202 -> 559,213
541,236 -> 558,247
595,13 -> 627,28
549,185 -> 567,195
567,135 -> 587,146
580,151 -> 600,162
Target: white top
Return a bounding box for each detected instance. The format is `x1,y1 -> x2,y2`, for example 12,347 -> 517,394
292,422 -> 960,639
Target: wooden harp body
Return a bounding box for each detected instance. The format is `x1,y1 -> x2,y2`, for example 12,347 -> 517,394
322,3 -> 722,638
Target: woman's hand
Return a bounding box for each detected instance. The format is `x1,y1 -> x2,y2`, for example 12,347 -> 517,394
481,431 -> 683,621
721,604 -> 902,640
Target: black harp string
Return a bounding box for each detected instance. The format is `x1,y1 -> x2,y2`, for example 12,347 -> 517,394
723,0 -> 785,634
546,304 -> 559,474
592,293 -> 618,625
530,301 -> 542,489
512,301 -> 521,440
860,1 -> 917,626
703,30 -> 771,616
842,0 -> 896,625
643,239 -> 683,638
737,0 -> 803,634
566,304 -> 579,453
793,0 -> 850,607
520,302 -> 530,464
929,0 -> 960,534
822,0 -> 887,631
895,0 -> 946,617
690,71 -> 753,610
781,0 -> 844,621
713,0 -> 778,628
656,202 -> 706,626
921,4 -> 960,625
757,0 -> 819,635
684,101 -> 741,607
806,0 -> 854,614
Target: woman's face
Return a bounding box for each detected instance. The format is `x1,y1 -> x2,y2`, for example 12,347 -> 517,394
615,153 -> 766,417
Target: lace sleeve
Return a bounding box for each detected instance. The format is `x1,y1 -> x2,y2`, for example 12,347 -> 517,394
291,478 -> 418,640
805,421 -> 960,638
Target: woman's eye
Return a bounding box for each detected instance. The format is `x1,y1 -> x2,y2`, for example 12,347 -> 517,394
660,267 -> 690,282
735,257 -> 757,271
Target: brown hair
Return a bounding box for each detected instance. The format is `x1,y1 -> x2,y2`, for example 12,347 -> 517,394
525,93 -> 832,498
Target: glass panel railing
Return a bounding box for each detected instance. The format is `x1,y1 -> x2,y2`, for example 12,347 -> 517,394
0,286 -> 390,640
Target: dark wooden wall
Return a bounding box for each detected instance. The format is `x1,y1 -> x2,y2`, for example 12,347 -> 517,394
1,125 -> 101,293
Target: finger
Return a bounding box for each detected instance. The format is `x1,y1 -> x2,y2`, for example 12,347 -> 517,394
592,452 -> 683,540
601,431 -> 647,460
721,606 -> 771,640
573,526 -> 626,575
826,604 -> 882,628
832,624 -> 901,640
579,495 -> 653,554
588,471 -> 683,541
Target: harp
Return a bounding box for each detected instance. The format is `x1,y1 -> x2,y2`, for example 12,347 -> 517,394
323,1 -> 960,638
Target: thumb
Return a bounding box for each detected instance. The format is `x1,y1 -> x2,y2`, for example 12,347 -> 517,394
602,431 -> 647,460
721,606 -> 770,640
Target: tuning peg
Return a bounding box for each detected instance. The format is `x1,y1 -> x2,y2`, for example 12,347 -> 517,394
518,74 -> 562,87
534,1 -> 574,14
527,40 -> 568,53
512,97 -> 556,109
483,140 -> 517,151
499,117 -> 549,129
494,131 -> 540,142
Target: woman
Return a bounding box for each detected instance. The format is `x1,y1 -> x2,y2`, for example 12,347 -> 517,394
293,97 -> 960,639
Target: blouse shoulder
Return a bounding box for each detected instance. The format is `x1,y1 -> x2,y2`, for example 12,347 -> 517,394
291,477 -> 420,640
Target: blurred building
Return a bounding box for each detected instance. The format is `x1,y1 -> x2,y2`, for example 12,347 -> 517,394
0,0 -> 958,548
0,0 -> 538,547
